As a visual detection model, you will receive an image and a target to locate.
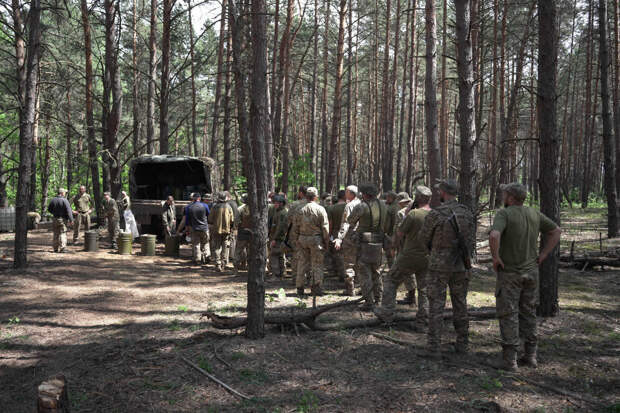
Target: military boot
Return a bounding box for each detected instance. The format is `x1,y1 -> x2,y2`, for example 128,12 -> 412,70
488,346 -> 518,372
518,343 -> 538,368
398,290 -> 416,305
343,279 -> 355,296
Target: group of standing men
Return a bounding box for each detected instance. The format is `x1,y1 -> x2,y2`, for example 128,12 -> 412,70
263,179 -> 561,372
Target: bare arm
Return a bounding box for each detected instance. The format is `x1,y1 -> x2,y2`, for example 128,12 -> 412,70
489,230 -> 504,272
538,227 -> 562,264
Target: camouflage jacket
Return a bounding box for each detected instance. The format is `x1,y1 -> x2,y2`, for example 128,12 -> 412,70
347,198 -> 388,242
208,202 -> 234,235
103,198 -> 119,220
420,199 -> 475,272
270,206 -> 289,242
286,199 -> 307,243
292,201 -> 329,242
336,198 -> 360,242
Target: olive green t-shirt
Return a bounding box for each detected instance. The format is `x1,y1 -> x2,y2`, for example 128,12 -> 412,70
328,202 -> 346,238
491,205 -> 558,274
398,208 -> 430,265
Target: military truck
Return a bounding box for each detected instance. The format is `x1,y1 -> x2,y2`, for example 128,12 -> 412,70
129,155 -> 219,235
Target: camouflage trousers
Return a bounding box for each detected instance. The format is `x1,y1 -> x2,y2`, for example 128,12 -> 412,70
52,218 -> 68,252
269,241 -> 287,277
73,213 -> 90,242
329,245 -> 345,280
226,230 -> 237,265
211,233 -> 231,268
191,230 -> 209,263
296,235 -> 325,288
427,271 -> 470,348
107,218 -> 120,245
496,269 -> 538,349
386,251 -> 416,292
381,262 -> 429,325
342,239 -> 358,284
356,257 -> 383,305
234,239 -> 249,270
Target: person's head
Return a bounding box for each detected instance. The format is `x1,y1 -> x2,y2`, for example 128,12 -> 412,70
305,187 -> 319,202
57,188 -> 67,197
321,193 -> 332,205
359,183 -> 378,201
192,192 -> 201,202
337,190 -> 346,203
166,195 -> 174,205
414,186 -> 432,207
500,183 -> 527,207
216,192 -> 227,203
397,192 -> 412,208
385,191 -> 397,205
273,194 -> 286,208
224,190 -> 231,201
121,191 -> 127,197
103,191 -> 111,201
435,179 -> 458,202
345,185 -> 358,202
297,185 -> 308,200
242,194 -> 249,205
79,185 -> 86,194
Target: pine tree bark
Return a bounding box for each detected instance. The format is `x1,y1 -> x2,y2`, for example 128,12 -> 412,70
455,0 -> 477,212
309,0 -> 319,180
159,0 -> 174,154
188,0 -> 199,156
425,0 -> 441,206
405,0 -> 418,194
613,0 -> 620,197
132,0 -> 141,155
14,0 -> 41,268
581,2 -> 594,207
146,0 -> 157,153
379,0 -> 392,191
80,0 -> 102,221
320,0 -> 331,192
537,0 -> 560,317
66,88 -> 73,190
210,0 -> 228,159
439,0 -> 448,177
223,31 -> 233,190
396,0 -> 411,192
326,0 -> 347,194
598,0 -> 619,237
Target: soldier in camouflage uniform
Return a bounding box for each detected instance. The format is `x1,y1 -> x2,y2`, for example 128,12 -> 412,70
208,192 -> 235,272
334,185 -> 360,296
347,183 -> 388,310
291,187 -> 330,296
420,179 -> 475,356
375,186 -> 433,329
392,192 -> 417,304
489,183 -> 561,371
72,185 -> 93,244
383,191 -> 399,268
286,186 -> 308,281
47,188 -> 74,253
269,195 -> 289,277
235,195 -> 252,271
162,196 -> 176,237
102,192 -> 120,249
328,190 -> 347,281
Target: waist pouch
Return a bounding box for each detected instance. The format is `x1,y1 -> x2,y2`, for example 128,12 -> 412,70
359,242 -> 383,265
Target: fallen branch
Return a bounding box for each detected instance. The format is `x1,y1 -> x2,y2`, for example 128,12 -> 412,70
202,298 -> 363,330
559,254 -> 620,269
180,356 -> 251,400
371,333 -> 605,408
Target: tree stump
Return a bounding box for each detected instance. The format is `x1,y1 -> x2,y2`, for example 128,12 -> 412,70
37,374 -> 70,413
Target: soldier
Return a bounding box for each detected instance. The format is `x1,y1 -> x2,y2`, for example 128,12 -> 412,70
328,190 -> 347,282
420,179 -> 475,357
102,192 -> 120,249
209,192 -> 234,272
374,186 -> 433,330
333,185 -> 361,296
384,191 -> 399,268
118,191 -> 131,230
320,192 -> 332,208
225,191 -> 239,266
235,195 -> 252,271
286,186 -> 308,280
489,183 -> 561,371
291,187 -> 330,296
162,196 -> 176,237
393,192 -> 417,304
178,193 -> 210,265
72,185 -> 93,244
347,183 -> 388,310
47,188 -> 74,253
269,194 -> 289,278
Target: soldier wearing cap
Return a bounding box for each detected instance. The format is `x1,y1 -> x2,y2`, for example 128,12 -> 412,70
333,185 -> 361,295
420,179 -> 475,356
162,195 -> 176,237
235,195 -> 252,271
375,186 -> 433,329
269,194 -> 289,277
328,190 -> 347,281
347,183 -> 389,310
47,188 -> 74,253
291,187 -> 330,296
488,182 -> 561,372
208,192 -> 235,272
102,192 -> 120,249
392,191 -> 417,304
72,185 -> 93,244
286,186 -> 309,283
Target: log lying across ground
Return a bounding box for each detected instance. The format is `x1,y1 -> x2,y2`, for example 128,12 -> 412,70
202,300 -> 496,331
559,253 -> 620,269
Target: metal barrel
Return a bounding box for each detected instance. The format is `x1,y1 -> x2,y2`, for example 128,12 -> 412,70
140,234 -> 156,256
164,234 -> 180,257
84,230 -> 99,252
118,232 -> 133,255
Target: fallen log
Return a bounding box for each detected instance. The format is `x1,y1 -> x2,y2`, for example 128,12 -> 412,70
559,254 -> 620,269
203,301 -> 495,331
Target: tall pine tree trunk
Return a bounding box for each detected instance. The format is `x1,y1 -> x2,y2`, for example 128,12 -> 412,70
425,0 -> 441,206
146,0 -> 157,153
159,0 -> 174,154
537,0 -> 560,317
188,0 -> 199,156
210,0 -> 228,159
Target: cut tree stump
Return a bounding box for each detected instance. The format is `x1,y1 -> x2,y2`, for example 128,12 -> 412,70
37,374 -> 70,413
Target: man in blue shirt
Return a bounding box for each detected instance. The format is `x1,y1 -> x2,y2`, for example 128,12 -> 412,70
47,188 -> 74,253
178,193 -> 210,265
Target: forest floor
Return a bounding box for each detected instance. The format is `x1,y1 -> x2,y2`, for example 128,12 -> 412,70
0,208 -> 618,412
